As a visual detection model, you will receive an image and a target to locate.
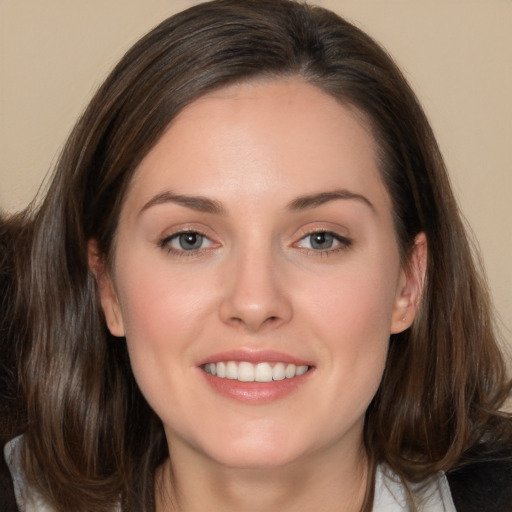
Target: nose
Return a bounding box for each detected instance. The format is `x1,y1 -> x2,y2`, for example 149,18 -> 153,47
219,248 -> 293,333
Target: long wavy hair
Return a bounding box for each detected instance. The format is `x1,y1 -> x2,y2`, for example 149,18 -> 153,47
21,1 -> 510,510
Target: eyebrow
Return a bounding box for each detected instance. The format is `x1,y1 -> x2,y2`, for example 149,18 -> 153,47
287,189 -> 376,213
139,191 -> 226,215
139,188 -> 375,216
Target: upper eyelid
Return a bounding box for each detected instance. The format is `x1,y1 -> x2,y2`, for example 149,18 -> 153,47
292,223 -> 351,240
298,227 -> 346,236
295,231 -> 351,244
165,227 -> 209,237
159,224 -> 215,240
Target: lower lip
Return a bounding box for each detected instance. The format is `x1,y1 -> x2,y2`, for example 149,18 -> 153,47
201,369 -> 313,404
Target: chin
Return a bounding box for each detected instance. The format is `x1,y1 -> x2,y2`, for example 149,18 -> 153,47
200,429 -> 308,470
212,447 -> 303,470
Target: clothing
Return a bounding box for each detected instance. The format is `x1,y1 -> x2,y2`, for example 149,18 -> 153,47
374,465 -> 455,511
447,444 -> 512,512
1,435 -> 509,511
3,436 -> 56,512
0,441 -> 17,512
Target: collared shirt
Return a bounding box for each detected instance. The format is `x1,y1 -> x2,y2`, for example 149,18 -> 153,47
374,463 -> 456,511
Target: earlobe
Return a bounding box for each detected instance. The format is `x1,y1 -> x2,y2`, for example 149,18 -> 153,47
87,239 -> 125,337
390,232 -> 427,334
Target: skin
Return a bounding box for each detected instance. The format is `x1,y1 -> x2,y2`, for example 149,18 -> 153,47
94,79 -> 426,511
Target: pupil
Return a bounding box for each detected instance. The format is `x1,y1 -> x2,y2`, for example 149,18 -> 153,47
311,232 -> 333,250
179,233 -> 202,250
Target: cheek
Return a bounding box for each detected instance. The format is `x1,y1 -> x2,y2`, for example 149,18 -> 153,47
113,261 -> 217,398
299,257 -> 400,343
295,257 -> 399,399
118,260 -> 213,341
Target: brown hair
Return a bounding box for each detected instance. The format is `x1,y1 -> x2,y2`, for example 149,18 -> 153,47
0,212 -> 29,445
21,1 -> 511,510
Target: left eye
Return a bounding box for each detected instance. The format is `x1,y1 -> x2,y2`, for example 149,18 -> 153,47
296,232 -> 348,251
164,232 -> 213,252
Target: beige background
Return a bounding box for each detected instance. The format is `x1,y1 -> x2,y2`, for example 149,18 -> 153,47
0,0 -> 511,341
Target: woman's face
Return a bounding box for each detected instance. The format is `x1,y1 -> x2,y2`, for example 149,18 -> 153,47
98,79 -> 424,470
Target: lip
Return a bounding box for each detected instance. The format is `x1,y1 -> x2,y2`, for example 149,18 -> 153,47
197,349 -> 312,367
198,349 -> 314,404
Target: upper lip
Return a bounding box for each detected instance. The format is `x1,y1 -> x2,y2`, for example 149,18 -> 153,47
197,349 -> 313,367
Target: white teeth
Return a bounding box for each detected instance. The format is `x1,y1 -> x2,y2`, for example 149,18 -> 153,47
216,362 -> 226,378
238,362 -> 255,382
285,363 -> 296,379
296,365 -> 308,376
226,361 -> 238,380
255,362 -> 273,382
272,362 -> 286,381
203,361 -> 310,382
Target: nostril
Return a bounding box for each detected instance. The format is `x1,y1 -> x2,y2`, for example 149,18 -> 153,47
261,316 -> 282,328
227,314 -> 281,331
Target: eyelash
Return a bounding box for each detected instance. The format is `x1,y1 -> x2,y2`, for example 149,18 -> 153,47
158,229 -> 352,258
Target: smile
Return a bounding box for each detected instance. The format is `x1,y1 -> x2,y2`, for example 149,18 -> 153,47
203,361 -> 310,382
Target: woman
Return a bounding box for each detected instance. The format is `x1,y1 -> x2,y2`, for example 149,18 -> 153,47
3,0 -> 511,510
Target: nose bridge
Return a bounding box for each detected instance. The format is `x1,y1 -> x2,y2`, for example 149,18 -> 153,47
219,237 -> 292,331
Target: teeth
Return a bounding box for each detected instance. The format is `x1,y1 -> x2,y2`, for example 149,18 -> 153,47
296,365 -> 308,376
203,361 -> 309,382
285,363 -> 296,379
226,361 -> 238,380
273,362 -> 286,381
238,362 -> 254,382
216,362 -> 226,378
255,362 -> 273,382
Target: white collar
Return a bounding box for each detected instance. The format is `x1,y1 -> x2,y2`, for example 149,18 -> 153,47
4,435 -> 56,512
374,463 -> 457,511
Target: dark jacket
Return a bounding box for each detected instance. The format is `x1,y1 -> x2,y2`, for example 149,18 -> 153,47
447,445 -> 512,512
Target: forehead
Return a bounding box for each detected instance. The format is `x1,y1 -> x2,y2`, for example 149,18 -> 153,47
123,78 -> 389,215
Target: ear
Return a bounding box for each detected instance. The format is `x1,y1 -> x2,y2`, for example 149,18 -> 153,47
390,232 -> 427,334
88,239 -> 125,337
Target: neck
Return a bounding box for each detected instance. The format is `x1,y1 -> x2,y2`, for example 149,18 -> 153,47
155,441 -> 369,512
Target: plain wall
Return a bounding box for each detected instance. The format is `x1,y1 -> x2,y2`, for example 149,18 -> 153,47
0,0 -> 511,340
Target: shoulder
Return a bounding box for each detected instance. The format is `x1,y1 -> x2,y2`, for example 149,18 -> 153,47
374,464 -> 456,511
2,436 -> 122,512
447,443 -> 512,512
3,435 -> 58,512
1,438 -> 20,512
